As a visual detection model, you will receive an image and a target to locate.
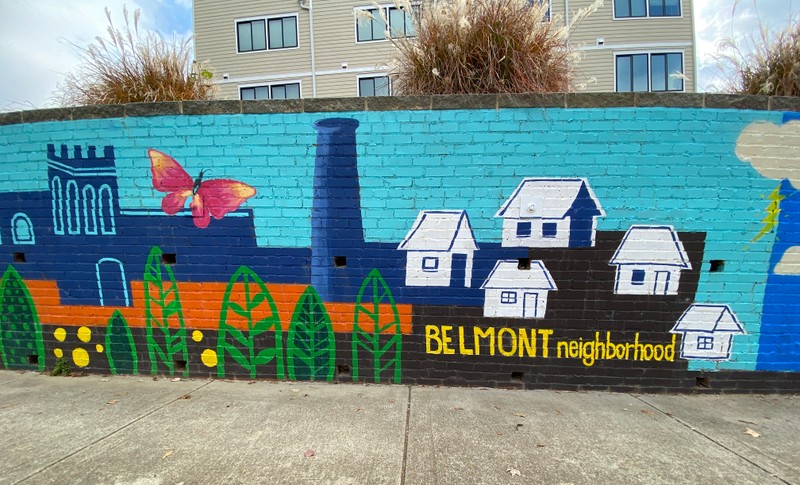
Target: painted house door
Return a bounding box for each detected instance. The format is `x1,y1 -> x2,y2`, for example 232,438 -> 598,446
653,271 -> 671,295
451,253 -> 467,287
522,292 -> 539,318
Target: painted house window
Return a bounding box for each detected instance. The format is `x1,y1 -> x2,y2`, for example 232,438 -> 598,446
359,76 -> 390,97
614,0 -> 679,18
631,269 -> 646,285
99,184 -> 116,235
83,185 -> 98,235
542,222 -> 558,238
356,5 -> 416,43
237,15 -> 297,53
422,256 -> 439,272
697,335 -> 714,350
516,221 -> 532,238
500,291 -> 517,304
51,176 -> 64,235
11,213 -> 35,245
66,180 -> 80,234
240,82 -> 301,100
616,53 -> 683,92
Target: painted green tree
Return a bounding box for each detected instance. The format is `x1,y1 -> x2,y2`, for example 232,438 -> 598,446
143,246 -> 188,376
106,310 -> 138,375
217,266 -> 284,379
352,269 -> 402,384
752,183 -> 785,243
287,286 -> 335,381
0,265 -> 44,371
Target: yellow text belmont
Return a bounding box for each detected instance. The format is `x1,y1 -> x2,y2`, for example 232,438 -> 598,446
425,325 -> 553,358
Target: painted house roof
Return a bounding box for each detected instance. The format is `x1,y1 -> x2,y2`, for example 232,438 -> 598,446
671,304 -> 745,334
609,225 -> 692,269
481,260 -> 557,290
397,210 -> 478,252
495,178 -> 604,219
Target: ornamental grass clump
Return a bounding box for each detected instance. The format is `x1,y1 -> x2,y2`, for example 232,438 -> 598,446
387,0 -> 600,95
713,8 -> 800,96
57,6 -> 214,106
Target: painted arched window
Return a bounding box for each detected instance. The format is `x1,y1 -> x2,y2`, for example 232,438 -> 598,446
51,176 -> 64,235
83,185 -> 98,235
95,258 -> 130,306
98,184 -> 116,235
11,213 -> 35,245
66,180 -> 80,234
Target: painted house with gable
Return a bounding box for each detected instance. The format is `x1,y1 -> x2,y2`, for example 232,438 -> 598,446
398,210 -> 478,287
610,225 -> 692,296
481,260 -> 557,319
495,178 -> 604,248
670,304 -> 745,360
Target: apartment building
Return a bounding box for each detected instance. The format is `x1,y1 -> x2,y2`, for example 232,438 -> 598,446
193,0 -> 695,100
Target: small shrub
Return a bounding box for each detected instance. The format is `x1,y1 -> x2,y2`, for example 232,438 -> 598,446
51,357 -> 71,376
713,6 -> 800,96
56,6 -> 215,106
386,0 -> 602,95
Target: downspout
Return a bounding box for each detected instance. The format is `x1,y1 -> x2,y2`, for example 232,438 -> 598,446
299,0 -> 318,97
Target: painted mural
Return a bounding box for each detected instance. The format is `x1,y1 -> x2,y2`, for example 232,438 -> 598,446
0,105 -> 798,390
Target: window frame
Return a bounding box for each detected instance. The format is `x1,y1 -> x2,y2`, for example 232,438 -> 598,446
422,256 -> 439,272
697,335 -> 714,351
542,222 -> 558,238
614,51 -> 685,93
357,74 -> 392,97
234,13 -> 300,54
631,269 -> 646,286
516,221 -> 532,238
500,291 -> 518,304
11,213 -> 35,245
613,0 -> 681,19
239,81 -> 303,100
354,4 -> 418,44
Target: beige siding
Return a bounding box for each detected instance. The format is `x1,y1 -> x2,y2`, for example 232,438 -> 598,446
195,0 -> 696,96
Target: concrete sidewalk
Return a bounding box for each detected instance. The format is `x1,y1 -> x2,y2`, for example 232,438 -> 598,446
0,371 -> 797,485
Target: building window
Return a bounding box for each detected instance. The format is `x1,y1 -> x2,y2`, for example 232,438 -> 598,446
542,222 -> 558,238
356,5 -> 416,43
631,269 -> 646,285
237,19 -> 267,52
697,335 -> 714,350
237,15 -> 297,53
616,52 -> 683,92
359,76 -> 390,97
240,82 -> 301,100
500,291 -> 517,304
422,256 -> 439,272
11,213 -> 35,245
99,184 -> 116,235
83,185 -> 98,235
614,0 -> 679,18
66,180 -> 80,234
268,16 -> 298,50
516,221 -> 532,238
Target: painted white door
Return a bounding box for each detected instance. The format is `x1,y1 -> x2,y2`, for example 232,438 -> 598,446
522,292 -> 539,318
653,271 -> 670,295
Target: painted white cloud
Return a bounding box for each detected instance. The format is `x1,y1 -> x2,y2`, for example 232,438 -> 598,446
775,247 -> 800,275
736,121 -> 800,187
0,0 -> 190,111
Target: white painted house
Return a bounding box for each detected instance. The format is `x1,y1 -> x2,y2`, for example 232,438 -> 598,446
609,225 -> 692,296
398,210 -> 478,287
495,178 -> 604,248
481,260 -> 557,319
670,304 -> 745,360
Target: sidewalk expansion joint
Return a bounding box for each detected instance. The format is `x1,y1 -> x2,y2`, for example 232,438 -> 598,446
14,379 -> 214,485
632,395 -> 792,485
400,385 -> 412,485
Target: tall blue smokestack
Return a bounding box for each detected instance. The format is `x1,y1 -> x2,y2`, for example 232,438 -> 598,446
311,118 -> 364,301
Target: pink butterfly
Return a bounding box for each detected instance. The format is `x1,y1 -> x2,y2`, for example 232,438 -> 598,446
148,149 -> 256,229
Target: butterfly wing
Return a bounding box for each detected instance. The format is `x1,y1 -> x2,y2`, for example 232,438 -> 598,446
196,179 -> 257,221
148,149 -> 194,215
